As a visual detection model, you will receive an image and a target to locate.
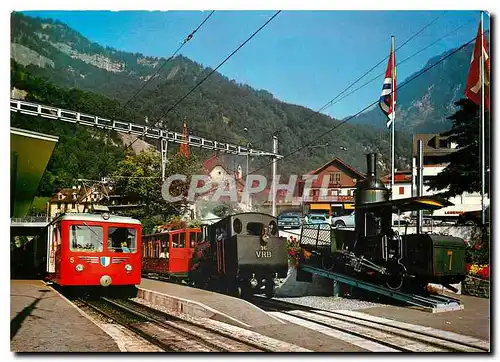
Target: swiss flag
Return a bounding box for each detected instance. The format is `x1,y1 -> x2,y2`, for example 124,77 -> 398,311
465,22 -> 490,112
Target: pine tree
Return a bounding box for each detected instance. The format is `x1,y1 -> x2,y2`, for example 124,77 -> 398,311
427,98 -> 490,197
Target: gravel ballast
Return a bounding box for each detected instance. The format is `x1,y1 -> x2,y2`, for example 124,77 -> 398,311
273,296 -> 387,311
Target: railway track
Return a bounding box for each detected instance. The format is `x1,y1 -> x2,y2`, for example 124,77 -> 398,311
250,296 -> 490,353
77,297 -> 268,352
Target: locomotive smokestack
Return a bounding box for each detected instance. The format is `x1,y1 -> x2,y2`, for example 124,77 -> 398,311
367,153 -> 376,177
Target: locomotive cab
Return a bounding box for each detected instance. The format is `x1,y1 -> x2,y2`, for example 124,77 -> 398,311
197,213 -> 288,298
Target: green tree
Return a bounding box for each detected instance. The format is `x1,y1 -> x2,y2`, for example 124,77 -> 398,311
427,99 -> 490,197
112,150 -> 201,222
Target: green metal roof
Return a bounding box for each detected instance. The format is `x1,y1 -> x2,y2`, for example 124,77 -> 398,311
11,127 -> 58,218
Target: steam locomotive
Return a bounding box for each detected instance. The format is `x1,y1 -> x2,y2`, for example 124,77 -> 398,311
299,153 -> 467,293
188,212 -> 289,298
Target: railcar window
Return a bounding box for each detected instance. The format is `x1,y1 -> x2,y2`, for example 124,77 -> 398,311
177,232 -> 186,248
189,232 -> 198,247
69,225 -> 103,252
108,227 -> 137,253
172,233 -> 179,248
246,222 -> 264,236
233,218 -> 242,234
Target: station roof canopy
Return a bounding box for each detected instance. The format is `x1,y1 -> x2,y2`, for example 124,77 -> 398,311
355,195 -> 454,212
11,127 -> 58,218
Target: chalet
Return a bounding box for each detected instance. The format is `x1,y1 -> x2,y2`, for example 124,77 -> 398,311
297,157 -> 366,217
48,185 -> 141,219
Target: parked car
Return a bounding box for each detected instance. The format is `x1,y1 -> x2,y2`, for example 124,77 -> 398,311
277,212 -> 302,229
305,214 -> 329,225
331,212 -> 355,228
331,211 -> 410,228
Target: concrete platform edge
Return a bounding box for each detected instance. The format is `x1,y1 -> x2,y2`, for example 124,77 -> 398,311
137,287 -> 252,328
47,283 -> 125,352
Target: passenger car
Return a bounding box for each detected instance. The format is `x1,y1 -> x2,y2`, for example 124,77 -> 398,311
331,211 -> 410,227
306,214 -> 329,224
277,212 -> 302,229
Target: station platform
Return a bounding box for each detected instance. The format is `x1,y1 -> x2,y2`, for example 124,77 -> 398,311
360,293 -> 490,341
137,278 -> 284,328
10,280 -> 120,352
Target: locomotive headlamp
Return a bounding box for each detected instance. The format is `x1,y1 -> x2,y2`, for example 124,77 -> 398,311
273,273 -> 280,286
76,264 -> 84,272
125,264 -> 133,272
250,273 -> 258,288
102,212 -> 110,220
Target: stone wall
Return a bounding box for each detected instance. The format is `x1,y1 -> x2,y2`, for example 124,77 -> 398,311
462,275 -> 490,298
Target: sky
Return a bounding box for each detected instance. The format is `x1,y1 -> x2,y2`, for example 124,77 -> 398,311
21,10 -> 488,119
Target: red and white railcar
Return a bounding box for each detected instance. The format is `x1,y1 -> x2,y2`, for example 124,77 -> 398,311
45,213 -> 141,287
142,228 -> 201,279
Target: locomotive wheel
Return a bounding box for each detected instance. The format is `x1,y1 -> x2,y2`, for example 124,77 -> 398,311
321,254 -> 334,271
264,280 -> 275,299
385,264 -> 407,291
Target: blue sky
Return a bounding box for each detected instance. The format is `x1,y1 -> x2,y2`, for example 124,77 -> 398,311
22,10 -> 488,119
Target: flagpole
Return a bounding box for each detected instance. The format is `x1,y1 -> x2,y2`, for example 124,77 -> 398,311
480,11 -> 485,226
391,35 -> 395,199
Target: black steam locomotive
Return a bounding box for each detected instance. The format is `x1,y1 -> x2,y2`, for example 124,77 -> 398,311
299,153 -> 467,293
189,212 -> 289,298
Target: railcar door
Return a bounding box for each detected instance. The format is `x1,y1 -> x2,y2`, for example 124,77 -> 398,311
169,230 -> 189,275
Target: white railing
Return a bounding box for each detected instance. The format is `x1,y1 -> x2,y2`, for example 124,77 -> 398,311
11,216 -> 49,223
10,99 -> 283,158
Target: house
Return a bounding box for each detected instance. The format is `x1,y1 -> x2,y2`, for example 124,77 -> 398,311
48,185 -> 141,219
381,170 -> 413,200
296,157 -> 366,217
412,134 -> 488,218
201,154 -> 248,206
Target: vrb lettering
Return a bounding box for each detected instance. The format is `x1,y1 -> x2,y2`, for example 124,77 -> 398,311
255,246 -> 272,258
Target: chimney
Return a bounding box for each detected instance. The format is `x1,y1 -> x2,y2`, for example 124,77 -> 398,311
366,153 -> 376,177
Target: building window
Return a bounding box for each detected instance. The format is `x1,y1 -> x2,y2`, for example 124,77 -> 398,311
399,186 -> 404,195
71,203 -> 75,209
329,172 -> 341,184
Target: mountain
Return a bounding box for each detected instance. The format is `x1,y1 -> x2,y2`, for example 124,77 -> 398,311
350,44 -> 475,133
10,12 -> 423,178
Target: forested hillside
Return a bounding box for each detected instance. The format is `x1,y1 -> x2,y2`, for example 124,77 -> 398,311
11,61 -> 130,196
11,12 -> 413,179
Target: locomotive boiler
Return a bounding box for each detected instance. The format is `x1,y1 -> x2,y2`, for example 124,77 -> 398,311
299,153 -> 467,293
189,212 -> 288,298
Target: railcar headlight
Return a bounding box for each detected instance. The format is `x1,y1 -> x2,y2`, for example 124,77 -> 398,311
125,264 -> 133,272
76,264 -> 84,272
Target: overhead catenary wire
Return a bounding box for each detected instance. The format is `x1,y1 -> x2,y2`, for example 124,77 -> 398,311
123,10 -> 282,154
249,32 -> 484,176
121,10 -> 216,111
236,11 -> 450,151
86,11 -> 216,185
328,18 -> 478,109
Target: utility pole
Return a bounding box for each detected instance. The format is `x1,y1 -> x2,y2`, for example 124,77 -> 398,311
416,140 -> 424,234
161,138 -> 168,182
271,135 -> 278,217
